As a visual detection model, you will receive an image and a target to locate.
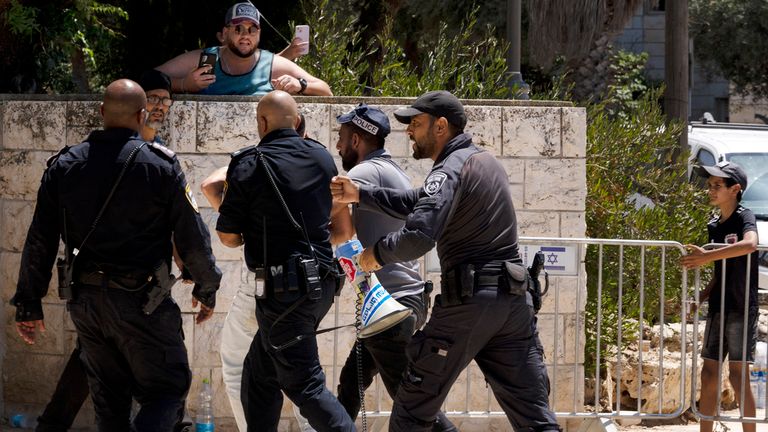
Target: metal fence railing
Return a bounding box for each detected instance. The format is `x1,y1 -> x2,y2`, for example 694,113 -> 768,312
318,237 -> 766,429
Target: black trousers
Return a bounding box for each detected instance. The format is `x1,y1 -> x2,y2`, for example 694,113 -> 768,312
336,294 -> 456,431
36,346 -> 90,432
389,287 -> 560,432
241,278 -> 355,432
68,284 -> 190,432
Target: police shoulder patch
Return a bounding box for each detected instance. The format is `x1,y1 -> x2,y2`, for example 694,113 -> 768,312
46,146 -> 71,167
184,183 -> 200,213
423,171 -> 448,196
148,142 -> 176,161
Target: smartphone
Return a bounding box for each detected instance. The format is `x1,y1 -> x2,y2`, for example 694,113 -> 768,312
294,25 -> 310,56
198,52 -> 217,75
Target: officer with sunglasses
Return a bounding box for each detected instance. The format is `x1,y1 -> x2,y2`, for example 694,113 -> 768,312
156,2 -> 331,96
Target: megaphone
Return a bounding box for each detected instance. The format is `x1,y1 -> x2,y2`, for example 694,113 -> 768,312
336,240 -> 412,338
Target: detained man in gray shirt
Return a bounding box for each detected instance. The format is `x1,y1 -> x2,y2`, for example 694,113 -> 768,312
333,104 -> 457,432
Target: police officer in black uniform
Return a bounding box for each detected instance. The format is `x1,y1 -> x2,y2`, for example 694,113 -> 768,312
11,79 -> 222,432
331,90 -> 561,432
215,90 -> 354,432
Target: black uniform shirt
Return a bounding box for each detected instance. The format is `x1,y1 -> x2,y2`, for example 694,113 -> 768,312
11,128 -> 222,321
217,128 -> 336,270
707,205 -> 759,314
359,133 -> 520,271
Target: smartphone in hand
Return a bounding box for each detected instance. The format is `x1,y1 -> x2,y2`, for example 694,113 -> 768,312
294,25 -> 310,55
198,52 -> 217,75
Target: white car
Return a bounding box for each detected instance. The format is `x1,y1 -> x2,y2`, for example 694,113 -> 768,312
688,121 -> 768,288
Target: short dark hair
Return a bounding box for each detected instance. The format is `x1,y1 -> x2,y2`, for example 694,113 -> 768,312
724,176 -> 744,202
347,123 -> 385,149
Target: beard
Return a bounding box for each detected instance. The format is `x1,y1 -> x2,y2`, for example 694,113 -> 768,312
227,40 -> 257,58
340,149 -> 357,171
411,137 -> 434,160
145,119 -> 164,130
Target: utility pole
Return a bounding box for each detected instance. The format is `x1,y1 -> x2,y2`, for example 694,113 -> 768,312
665,0 -> 689,161
506,0 -> 529,99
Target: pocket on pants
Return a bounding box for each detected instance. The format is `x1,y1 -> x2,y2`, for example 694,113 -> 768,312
405,332 -> 453,395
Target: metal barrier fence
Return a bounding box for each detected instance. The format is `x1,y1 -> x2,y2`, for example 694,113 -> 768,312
318,237 -> 767,429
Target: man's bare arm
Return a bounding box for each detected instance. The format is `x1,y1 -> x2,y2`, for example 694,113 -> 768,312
329,201 -> 354,245
271,55 -> 332,96
156,49 -> 215,93
201,167 -> 228,211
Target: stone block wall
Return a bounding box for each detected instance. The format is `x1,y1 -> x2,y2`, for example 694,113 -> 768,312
0,95 -> 586,431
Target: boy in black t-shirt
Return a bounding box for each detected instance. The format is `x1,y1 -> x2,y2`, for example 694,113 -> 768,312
682,160 -> 758,432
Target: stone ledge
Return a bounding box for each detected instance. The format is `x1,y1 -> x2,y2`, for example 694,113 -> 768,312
0,93 -> 574,108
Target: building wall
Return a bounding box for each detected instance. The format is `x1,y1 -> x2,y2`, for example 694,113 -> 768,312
0,95 -> 587,431
613,3 -> 731,122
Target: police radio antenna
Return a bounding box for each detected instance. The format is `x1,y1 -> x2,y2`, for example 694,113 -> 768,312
258,12 -> 293,46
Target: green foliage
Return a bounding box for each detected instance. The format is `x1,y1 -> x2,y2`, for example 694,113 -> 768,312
583,54 -> 711,375
690,0 -> 768,99
3,0 -> 39,38
2,0 -> 127,93
604,50 -> 649,116
294,0 -> 371,95
298,0 -> 510,98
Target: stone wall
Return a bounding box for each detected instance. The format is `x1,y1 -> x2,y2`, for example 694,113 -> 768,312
0,95 -> 586,431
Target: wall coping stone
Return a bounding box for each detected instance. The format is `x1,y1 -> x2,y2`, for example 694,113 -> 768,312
0,93 -> 573,108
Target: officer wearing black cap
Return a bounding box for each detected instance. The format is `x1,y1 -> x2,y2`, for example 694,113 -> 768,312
11,79 -> 222,432
216,90 -> 354,432
333,104 -> 457,431
331,90 -> 561,432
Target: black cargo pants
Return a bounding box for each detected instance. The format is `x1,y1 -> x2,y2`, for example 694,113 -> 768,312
389,285 -> 561,432
241,277 -> 355,432
68,284 -> 190,432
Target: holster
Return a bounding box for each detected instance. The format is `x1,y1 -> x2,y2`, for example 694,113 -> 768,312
142,262 -> 174,315
56,257 -> 75,300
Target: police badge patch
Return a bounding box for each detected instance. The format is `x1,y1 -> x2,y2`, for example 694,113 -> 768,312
424,171 -> 447,196
185,183 -> 200,213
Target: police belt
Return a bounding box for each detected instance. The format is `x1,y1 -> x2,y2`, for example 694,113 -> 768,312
440,261 -> 527,307
78,271 -> 152,291
251,259 -> 342,299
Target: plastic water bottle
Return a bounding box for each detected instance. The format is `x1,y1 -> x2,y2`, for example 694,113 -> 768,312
195,378 -> 214,432
753,342 -> 767,409
9,413 -> 37,428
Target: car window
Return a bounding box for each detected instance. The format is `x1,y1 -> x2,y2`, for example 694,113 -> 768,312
730,154 -> 768,219
742,173 -> 768,219
696,149 -> 716,167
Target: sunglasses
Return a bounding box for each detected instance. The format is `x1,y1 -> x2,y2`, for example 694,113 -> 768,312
229,24 -> 260,35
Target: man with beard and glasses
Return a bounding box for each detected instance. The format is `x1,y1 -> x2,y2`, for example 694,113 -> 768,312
333,104 -> 458,431
27,71 -> 195,432
138,69 -> 174,145
156,2 -> 331,96
331,91 -> 561,432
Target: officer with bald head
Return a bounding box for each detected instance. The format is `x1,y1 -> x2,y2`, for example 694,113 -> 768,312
216,90 -> 354,431
11,78 -> 222,431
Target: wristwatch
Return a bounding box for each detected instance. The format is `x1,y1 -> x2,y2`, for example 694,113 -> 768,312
297,77 -> 308,95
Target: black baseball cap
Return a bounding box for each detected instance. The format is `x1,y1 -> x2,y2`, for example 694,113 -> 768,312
224,2 -> 260,26
337,104 -> 391,139
139,69 -> 172,96
696,160 -> 748,190
394,90 -> 466,130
